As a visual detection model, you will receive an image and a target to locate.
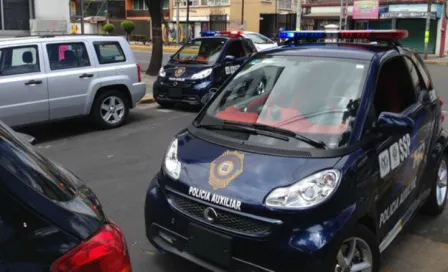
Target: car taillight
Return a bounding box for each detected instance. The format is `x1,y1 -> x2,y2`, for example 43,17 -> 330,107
440,99 -> 444,107
137,64 -> 142,82
51,223 -> 131,272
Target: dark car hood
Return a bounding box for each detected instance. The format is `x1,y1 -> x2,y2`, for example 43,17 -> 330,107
163,63 -> 213,79
165,131 -> 342,211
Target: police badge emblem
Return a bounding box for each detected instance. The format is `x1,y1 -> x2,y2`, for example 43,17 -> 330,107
175,67 -> 186,77
209,150 -> 244,190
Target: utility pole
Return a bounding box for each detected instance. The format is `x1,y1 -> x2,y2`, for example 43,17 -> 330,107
176,0 -> 180,44
241,0 -> 244,26
80,0 -> 85,34
338,0 -> 343,30
344,0 -> 348,29
423,0 -> 433,59
186,0 -> 190,41
296,0 -> 301,30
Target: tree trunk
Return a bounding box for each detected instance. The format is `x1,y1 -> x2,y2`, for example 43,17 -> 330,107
145,0 -> 163,76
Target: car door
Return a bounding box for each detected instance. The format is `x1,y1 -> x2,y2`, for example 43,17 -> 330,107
44,41 -> 97,120
370,55 -> 430,243
221,39 -> 247,82
0,43 -> 49,127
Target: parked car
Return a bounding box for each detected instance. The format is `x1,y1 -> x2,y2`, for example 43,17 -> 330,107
0,35 -> 146,129
145,30 -> 448,272
0,120 -> 131,271
153,31 -> 257,108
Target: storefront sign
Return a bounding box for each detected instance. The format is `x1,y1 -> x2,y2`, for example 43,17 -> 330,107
353,0 -> 379,19
389,4 -> 443,18
380,11 -> 436,20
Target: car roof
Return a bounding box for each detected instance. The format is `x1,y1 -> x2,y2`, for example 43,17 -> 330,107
0,35 -> 127,47
260,43 -> 397,61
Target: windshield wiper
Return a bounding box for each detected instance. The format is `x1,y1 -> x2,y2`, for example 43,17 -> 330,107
223,121 -> 328,149
195,122 -> 289,141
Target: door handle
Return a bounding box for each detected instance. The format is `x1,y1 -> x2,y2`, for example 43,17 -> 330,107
24,80 -> 42,86
79,73 -> 94,78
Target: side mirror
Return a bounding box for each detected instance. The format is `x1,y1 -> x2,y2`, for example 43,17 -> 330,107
418,90 -> 431,104
201,88 -> 219,105
224,55 -> 236,62
15,132 -> 37,145
376,112 -> 414,135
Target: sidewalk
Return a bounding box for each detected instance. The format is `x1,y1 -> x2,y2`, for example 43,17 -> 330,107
423,54 -> 448,65
131,44 -> 180,53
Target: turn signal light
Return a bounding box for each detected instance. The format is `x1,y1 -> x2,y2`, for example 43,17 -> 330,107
50,223 -> 131,272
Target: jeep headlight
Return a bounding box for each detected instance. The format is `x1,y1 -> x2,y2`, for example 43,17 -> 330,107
191,68 -> 212,80
265,169 -> 341,209
163,138 -> 181,180
159,67 -> 166,77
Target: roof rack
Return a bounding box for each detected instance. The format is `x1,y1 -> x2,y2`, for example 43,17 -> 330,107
278,30 -> 408,47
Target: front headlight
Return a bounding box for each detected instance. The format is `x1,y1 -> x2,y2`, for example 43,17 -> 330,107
265,169 -> 341,209
191,68 -> 212,80
163,138 -> 181,180
159,67 -> 166,77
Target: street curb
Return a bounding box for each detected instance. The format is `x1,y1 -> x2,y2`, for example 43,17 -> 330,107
131,45 -> 179,53
423,60 -> 448,66
139,94 -> 155,104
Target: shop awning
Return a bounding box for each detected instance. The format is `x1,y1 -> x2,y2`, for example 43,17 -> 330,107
304,12 -> 353,17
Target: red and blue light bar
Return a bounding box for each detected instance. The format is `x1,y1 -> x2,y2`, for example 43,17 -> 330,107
200,30 -> 243,37
279,30 -> 408,41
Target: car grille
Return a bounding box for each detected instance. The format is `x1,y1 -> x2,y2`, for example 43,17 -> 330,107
167,192 -> 273,236
162,81 -> 192,88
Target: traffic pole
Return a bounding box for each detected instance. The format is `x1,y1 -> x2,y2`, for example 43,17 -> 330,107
176,0 -> 180,45
296,0 -> 301,30
423,0 -> 433,60
186,0 -> 190,41
339,0 -> 343,30
80,0 -> 85,34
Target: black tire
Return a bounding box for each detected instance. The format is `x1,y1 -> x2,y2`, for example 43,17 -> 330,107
327,224 -> 380,272
91,90 -> 129,129
420,155 -> 448,216
156,100 -> 175,108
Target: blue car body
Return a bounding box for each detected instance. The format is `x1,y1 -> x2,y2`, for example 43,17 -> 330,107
145,36 -> 448,271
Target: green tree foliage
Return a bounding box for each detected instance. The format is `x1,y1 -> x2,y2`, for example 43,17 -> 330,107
103,23 -> 115,34
120,20 -> 136,40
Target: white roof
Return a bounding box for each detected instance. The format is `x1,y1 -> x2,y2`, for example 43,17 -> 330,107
0,35 -> 127,47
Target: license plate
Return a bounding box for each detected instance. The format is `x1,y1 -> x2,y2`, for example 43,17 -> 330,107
188,223 -> 232,267
168,88 -> 182,98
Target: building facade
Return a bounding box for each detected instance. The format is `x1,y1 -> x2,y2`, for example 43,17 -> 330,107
0,0 -> 70,36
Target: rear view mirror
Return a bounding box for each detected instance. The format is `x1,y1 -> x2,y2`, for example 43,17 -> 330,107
201,88 -> 219,105
376,112 -> 414,135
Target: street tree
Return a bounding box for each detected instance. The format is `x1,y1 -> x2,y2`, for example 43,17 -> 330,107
103,23 -> 115,35
145,0 -> 163,76
121,20 -> 136,41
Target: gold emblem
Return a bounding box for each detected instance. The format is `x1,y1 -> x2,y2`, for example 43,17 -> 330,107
175,67 -> 186,77
209,150 -> 244,190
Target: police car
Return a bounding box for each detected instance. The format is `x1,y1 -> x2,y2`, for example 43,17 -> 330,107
153,31 -> 257,108
145,30 -> 447,272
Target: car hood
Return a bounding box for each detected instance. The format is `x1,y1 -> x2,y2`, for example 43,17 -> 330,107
163,131 -> 341,212
163,63 -> 213,80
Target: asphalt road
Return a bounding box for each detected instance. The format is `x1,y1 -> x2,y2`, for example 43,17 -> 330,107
16,64 -> 448,272
133,50 -> 171,72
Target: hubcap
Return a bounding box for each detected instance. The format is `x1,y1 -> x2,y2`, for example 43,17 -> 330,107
436,159 -> 447,206
335,237 -> 373,272
100,96 -> 125,124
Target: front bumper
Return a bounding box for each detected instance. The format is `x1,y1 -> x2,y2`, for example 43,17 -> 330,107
153,79 -> 212,105
144,174 -> 356,272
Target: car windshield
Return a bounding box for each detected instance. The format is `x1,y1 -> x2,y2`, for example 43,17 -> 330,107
244,33 -> 274,44
170,38 -> 226,65
198,55 -> 369,149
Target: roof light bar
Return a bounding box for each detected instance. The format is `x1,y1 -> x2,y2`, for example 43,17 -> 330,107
279,30 -> 408,41
219,30 -> 243,37
200,31 -> 218,37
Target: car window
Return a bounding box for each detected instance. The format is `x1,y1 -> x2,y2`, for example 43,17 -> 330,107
0,121 -> 78,202
93,41 -> 126,64
170,38 -> 226,65
412,53 -> 432,89
46,42 -> 91,70
373,56 -> 417,117
244,33 -> 273,44
200,55 -> 369,148
225,40 -> 245,59
0,45 -> 40,76
242,39 -> 256,56
403,56 -> 423,91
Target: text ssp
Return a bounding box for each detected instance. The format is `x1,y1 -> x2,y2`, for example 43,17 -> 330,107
225,65 -> 241,75
379,134 -> 411,178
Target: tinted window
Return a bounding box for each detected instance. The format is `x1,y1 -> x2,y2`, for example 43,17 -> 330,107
46,42 -> 91,70
0,45 -> 40,76
242,39 -> 256,56
225,40 -> 245,58
0,121 -> 81,201
412,53 -> 432,89
171,38 -> 226,65
93,42 -> 126,64
404,56 -> 422,90
200,55 -> 369,148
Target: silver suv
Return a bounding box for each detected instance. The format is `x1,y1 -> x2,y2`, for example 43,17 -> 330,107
0,35 -> 146,129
